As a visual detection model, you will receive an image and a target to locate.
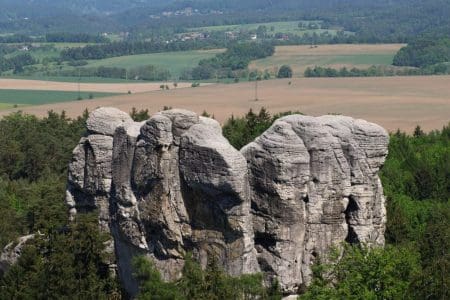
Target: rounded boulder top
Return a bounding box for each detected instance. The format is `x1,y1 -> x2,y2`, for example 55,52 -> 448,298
86,107 -> 133,136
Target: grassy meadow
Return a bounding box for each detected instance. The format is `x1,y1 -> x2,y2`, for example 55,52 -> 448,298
5,49 -> 224,82
82,49 -> 224,78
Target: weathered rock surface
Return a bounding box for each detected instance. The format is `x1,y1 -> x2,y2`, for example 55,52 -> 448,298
65,107 -> 389,296
241,115 -> 388,293
0,234 -> 35,278
86,107 -> 133,136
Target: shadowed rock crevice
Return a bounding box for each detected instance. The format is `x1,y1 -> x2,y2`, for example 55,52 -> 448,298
255,232 -> 277,250
344,194 -> 360,244
65,107 -> 389,296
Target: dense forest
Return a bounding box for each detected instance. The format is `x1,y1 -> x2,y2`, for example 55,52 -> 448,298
53,65 -> 172,82
393,37 -> 450,68
183,42 -> 274,80
0,33 -> 108,43
0,108 -> 448,298
59,39 -> 224,61
1,0 -> 450,43
303,64 -> 450,78
0,53 -> 36,73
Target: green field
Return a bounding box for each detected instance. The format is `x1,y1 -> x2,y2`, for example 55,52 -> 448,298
189,20 -> 351,36
11,49 -> 225,81
4,42 -> 91,61
249,44 -> 404,76
82,49 -> 224,77
0,89 -> 120,108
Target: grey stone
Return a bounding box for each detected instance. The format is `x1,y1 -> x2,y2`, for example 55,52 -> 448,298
0,234 -> 35,278
65,108 -> 389,296
179,123 -> 259,275
86,107 -> 133,136
241,114 -> 388,293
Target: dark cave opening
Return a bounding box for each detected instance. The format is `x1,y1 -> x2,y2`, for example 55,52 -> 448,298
345,195 -> 360,244
254,231 -> 277,250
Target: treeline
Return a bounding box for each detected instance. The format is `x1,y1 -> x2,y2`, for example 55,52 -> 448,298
1,213 -> 120,298
182,42 -> 274,80
0,33 -> 109,44
133,254 -> 282,299
51,65 -> 171,81
0,53 -> 36,73
60,39 -> 224,61
0,34 -> 38,43
0,111 -> 121,298
0,44 -> 15,56
0,112 -> 86,247
304,64 -> 450,77
45,33 -> 109,43
393,36 -> 450,68
222,108 -> 301,150
274,31 -> 357,46
123,0 -> 450,44
1,0 -> 450,43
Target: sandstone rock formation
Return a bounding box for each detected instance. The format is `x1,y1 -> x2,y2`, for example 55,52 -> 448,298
0,234 -> 35,278
241,115 -> 388,292
65,107 -> 389,296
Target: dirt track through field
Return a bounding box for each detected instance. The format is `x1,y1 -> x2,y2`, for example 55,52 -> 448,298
0,79 -> 196,93
1,76 -> 449,133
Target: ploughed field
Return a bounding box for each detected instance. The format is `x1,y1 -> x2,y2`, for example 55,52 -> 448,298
250,44 -> 405,76
1,76 -> 448,133
0,79 -> 195,93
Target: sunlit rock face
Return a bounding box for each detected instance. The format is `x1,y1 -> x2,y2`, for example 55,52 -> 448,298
66,107 -> 388,296
241,114 -> 388,293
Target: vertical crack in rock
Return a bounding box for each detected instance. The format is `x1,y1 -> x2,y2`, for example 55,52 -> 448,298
65,107 -> 389,297
344,195 -> 360,244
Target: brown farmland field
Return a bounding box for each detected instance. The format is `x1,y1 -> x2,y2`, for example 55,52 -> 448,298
250,44 -> 406,76
0,79 -> 197,93
1,76 -> 449,133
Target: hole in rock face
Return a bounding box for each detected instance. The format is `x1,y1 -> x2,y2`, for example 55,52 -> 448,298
345,226 -> 359,244
303,195 -> 309,203
345,195 -> 359,217
345,195 -> 360,244
254,231 -> 277,250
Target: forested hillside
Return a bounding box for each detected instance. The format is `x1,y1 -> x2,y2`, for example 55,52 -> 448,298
393,37 -> 450,67
1,0 -> 450,42
0,109 -> 447,298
